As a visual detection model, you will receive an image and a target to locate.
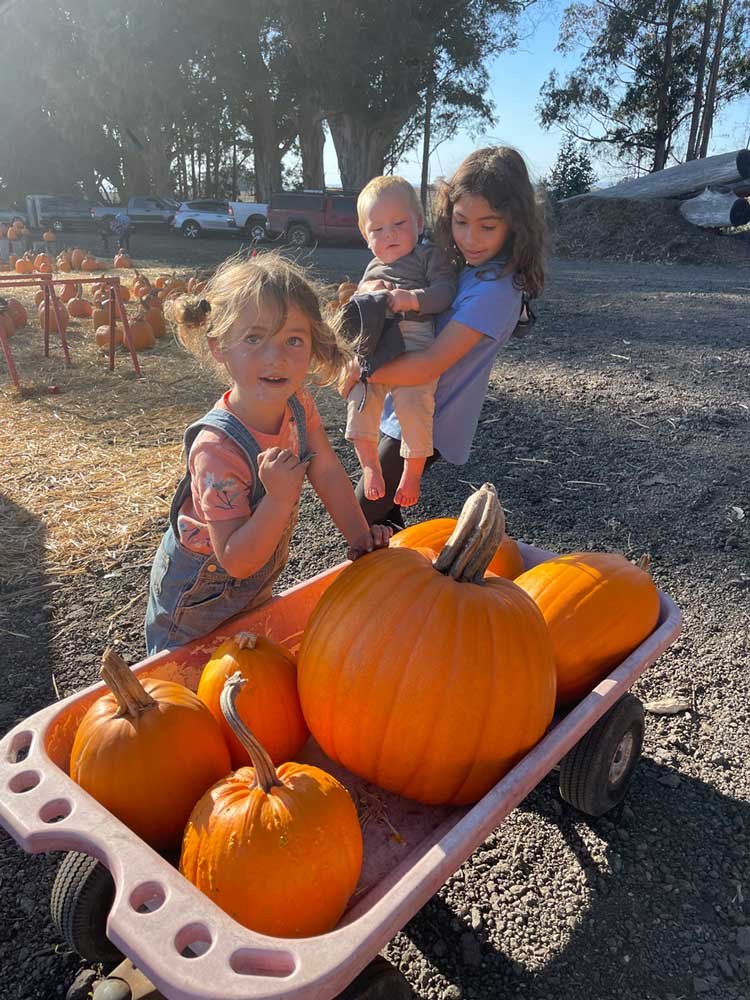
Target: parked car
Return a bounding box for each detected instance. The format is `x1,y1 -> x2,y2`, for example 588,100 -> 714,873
229,201 -> 268,241
90,196 -> 175,227
266,191 -> 362,247
172,200 -> 238,239
25,195 -> 98,231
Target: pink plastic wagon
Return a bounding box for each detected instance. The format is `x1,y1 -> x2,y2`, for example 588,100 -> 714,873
0,541 -> 681,1000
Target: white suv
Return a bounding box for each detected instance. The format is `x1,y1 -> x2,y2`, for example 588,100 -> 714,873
172,200 -> 238,239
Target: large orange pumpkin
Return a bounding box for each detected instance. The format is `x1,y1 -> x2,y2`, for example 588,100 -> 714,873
70,648 -> 231,850
390,516 -> 525,579
514,552 -> 660,705
68,296 -> 93,319
143,303 -> 165,337
14,257 -> 33,275
3,298 -> 27,328
59,280 -> 80,304
197,632 -> 308,768
91,306 -> 110,331
180,673 -> 362,938
298,485 -> 556,805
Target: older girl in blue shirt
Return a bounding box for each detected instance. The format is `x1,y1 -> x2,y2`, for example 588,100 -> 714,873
342,146 -> 548,527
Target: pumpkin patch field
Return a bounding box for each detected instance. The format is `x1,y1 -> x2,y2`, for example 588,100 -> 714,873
0,251 -> 748,1000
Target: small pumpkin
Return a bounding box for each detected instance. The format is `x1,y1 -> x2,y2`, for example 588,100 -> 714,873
113,251 -> 133,268
180,673 -> 363,937
91,306 -> 111,331
126,317 -> 156,351
390,516 -> 525,579
59,280 -> 80,304
95,324 -> 123,349
70,648 -> 231,850
298,485 -> 556,805
70,248 -> 86,270
42,229 -> 56,242
142,302 -> 165,337
68,296 -> 93,318
514,552 -> 661,705
82,255 -> 99,272
197,632 -> 308,768
38,301 -> 69,332
14,257 -> 33,275
34,252 -> 52,269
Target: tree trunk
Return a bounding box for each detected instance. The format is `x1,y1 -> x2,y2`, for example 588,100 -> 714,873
298,99 -> 325,190
686,0 -> 714,160
652,0 -> 678,172
420,61 -> 434,211
232,137 -> 238,200
327,111 -> 410,190
190,142 -> 197,198
121,131 -> 150,198
698,0 -> 729,158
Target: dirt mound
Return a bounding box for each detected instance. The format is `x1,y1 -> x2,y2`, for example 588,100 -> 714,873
553,195 -> 750,266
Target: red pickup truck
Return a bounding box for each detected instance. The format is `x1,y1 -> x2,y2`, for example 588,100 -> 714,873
266,191 -> 363,247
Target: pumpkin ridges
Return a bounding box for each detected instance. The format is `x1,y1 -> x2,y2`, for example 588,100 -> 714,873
514,552 -> 660,704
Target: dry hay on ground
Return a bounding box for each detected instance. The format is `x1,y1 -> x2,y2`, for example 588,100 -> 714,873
553,196 -> 750,266
0,266 -> 222,610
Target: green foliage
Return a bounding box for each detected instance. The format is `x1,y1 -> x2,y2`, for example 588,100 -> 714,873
544,137 -> 597,199
537,0 -> 750,173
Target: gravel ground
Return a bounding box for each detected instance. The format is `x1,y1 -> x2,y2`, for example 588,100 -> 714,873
1,246 -> 748,1000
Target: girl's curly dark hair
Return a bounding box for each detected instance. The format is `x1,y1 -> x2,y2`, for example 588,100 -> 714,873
433,146 -> 549,298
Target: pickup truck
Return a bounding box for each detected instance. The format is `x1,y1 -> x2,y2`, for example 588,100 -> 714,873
229,201 -> 268,240
265,191 -> 362,246
89,196 -> 177,227
26,195 -> 98,232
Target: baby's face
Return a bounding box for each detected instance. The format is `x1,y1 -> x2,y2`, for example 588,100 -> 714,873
362,193 -> 422,264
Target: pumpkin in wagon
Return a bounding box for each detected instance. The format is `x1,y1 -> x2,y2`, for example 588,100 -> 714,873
390,516 -> 525,579
197,632 -> 308,768
514,552 -> 660,705
298,484 -> 556,806
180,673 -> 363,938
70,648 -> 230,850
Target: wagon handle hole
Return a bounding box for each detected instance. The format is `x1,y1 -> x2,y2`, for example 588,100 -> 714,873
175,923 -> 213,958
129,881 -> 166,914
7,730 -> 33,764
230,947 -> 297,978
8,769 -> 41,793
39,798 -> 72,823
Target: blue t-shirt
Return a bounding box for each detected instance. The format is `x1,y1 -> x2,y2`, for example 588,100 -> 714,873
380,260 -> 521,464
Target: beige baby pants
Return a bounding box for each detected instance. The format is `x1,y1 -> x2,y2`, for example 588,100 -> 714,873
345,319 -> 438,459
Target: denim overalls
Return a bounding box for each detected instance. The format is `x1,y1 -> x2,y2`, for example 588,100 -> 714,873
144,397 -> 307,654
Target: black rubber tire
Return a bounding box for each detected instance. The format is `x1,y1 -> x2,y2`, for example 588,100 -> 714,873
246,219 -> 267,242
729,197 -> 750,228
50,851 -> 123,963
286,223 -> 311,247
559,694 -> 645,817
336,956 -> 412,999
181,220 -> 201,239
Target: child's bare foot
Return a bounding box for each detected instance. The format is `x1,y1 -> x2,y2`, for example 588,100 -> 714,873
363,464 -> 386,501
394,458 -> 426,507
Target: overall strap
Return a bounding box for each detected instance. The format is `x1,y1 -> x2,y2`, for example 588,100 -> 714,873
287,392 -> 308,457
169,408 -> 264,536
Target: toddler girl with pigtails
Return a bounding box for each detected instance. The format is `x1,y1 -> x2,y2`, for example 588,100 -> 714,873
145,251 -> 391,654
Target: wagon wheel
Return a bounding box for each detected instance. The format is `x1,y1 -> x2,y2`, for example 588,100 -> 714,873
336,955 -> 413,999
559,693 -> 645,817
50,850 -> 123,963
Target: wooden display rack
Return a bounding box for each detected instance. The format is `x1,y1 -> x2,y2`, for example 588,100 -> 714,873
0,274 -> 142,389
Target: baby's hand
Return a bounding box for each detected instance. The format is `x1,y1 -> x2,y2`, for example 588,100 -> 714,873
346,524 -> 393,562
358,279 -> 394,294
386,288 -> 419,314
257,447 -> 311,506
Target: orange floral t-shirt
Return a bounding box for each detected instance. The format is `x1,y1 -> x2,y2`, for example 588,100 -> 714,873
177,389 -> 322,555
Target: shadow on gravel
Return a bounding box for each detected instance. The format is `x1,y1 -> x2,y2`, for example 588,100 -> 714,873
403,764 -> 749,1000
0,492 -> 56,732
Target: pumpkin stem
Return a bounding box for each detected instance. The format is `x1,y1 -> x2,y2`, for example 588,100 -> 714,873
220,672 -> 281,792
638,553 -> 651,573
433,483 -> 505,584
100,647 -> 157,719
233,632 -> 257,651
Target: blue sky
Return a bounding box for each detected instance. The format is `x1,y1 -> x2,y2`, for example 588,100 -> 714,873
322,4 -> 750,189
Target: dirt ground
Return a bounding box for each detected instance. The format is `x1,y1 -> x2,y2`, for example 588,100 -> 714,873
0,236 -> 748,1000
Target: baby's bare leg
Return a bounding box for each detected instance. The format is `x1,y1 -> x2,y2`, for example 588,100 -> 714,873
352,438 -> 386,501
395,456 -> 427,507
